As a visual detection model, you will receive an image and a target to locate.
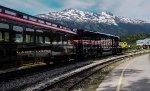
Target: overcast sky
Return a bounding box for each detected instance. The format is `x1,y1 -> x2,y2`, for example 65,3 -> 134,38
0,0 -> 150,21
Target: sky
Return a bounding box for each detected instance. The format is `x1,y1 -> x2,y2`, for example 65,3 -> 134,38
0,0 -> 150,21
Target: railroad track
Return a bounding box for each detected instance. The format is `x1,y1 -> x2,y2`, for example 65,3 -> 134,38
0,60 -> 92,91
37,57 -> 125,91
0,55 -> 120,83
25,50 -> 150,91
43,58 -> 124,91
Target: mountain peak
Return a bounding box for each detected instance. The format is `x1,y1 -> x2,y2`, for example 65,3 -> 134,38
36,8 -> 150,36
62,8 -> 80,12
37,8 -> 147,26
101,11 -> 113,16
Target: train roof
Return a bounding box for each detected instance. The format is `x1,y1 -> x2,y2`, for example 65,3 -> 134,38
95,31 -> 119,38
79,29 -> 119,38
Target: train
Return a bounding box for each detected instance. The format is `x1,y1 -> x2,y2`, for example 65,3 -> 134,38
0,5 -> 122,65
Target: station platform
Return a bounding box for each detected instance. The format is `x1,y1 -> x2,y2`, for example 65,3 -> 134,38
96,54 -> 150,91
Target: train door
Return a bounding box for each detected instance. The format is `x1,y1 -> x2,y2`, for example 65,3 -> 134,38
51,31 -> 63,56
25,28 -> 34,45
22,28 -> 35,59
76,32 -> 84,60
112,37 -> 118,54
36,30 -> 44,45
98,37 -> 102,56
67,34 -> 76,58
12,27 -> 35,62
43,30 -> 51,45
12,25 -> 24,61
35,29 -> 44,57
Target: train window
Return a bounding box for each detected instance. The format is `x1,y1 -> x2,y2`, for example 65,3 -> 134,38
39,36 -> 43,43
58,36 -> 62,45
31,36 -> 34,43
0,32 -> 9,41
36,36 -> 38,43
26,35 -> 31,43
101,38 -> 104,47
38,20 -> 45,24
0,8 -> 2,12
5,10 -> 16,16
36,30 -> 43,33
59,26 -> 63,28
13,26 -> 23,32
52,24 -> 57,27
63,27 -> 67,29
17,13 -> 23,18
68,35 -> 73,45
45,37 -> 50,44
72,29 -> 77,32
36,36 -> 43,43
26,28 -> 34,32
23,15 -> 28,19
63,35 -> 68,45
54,33 -> 62,45
104,38 -> 106,47
52,34 -> 57,45
0,23 -> 9,29
67,28 -> 72,31
4,32 -> 9,42
15,34 -> 23,42
29,17 -> 37,22
0,32 -> 2,41
107,39 -> 111,47
26,35 -> 34,43
46,22 -> 51,26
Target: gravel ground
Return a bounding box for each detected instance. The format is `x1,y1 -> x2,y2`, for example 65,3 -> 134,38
0,61 -> 93,91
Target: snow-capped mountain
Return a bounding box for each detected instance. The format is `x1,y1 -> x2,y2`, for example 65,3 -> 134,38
37,8 -> 150,35
37,8 -> 147,25
116,16 -> 147,24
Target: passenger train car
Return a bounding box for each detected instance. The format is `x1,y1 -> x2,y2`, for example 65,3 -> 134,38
0,5 -> 122,65
76,30 -> 122,60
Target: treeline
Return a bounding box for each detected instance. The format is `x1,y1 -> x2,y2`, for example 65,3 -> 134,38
120,33 -> 150,45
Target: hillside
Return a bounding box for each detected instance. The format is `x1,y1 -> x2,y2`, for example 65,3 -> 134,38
120,33 -> 150,44
37,9 -> 150,36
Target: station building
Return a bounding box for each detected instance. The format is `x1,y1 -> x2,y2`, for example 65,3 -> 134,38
136,38 -> 150,49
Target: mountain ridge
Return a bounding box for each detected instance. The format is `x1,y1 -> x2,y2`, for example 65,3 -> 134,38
37,8 -> 150,36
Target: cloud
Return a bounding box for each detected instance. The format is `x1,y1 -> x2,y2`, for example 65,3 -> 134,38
59,0 -> 150,21
0,0 -> 54,14
96,0 -> 150,21
0,0 -> 150,21
61,0 -> 96,9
